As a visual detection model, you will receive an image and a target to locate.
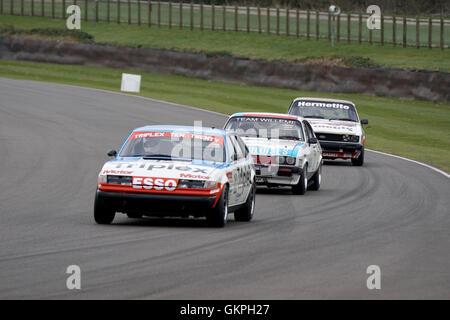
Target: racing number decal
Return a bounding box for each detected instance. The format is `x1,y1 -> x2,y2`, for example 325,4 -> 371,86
234,163 -> 252,202
234,165 -> 251,186
132,177 -> 178,191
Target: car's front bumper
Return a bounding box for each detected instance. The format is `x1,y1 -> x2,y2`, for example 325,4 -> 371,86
319,141 -> 363,159
254,164 -> 301,186
97,190 -> 218,217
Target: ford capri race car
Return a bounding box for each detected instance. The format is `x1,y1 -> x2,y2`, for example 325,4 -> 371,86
288,97 -> 369,166
224,113 -> 322,195
95,126 -> 256,228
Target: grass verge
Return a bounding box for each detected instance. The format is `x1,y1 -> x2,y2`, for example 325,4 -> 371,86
0,59 -> 449,172
1,15 -> 450,71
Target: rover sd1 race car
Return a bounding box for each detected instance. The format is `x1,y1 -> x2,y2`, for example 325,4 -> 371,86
224,113 -> 322,195
95,126 -> 255,227
288,98 -> 369,166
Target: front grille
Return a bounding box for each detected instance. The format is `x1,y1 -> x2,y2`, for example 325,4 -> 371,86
252,155 -> 277,165
316,133 -> 344,142
316,133 -> 359,143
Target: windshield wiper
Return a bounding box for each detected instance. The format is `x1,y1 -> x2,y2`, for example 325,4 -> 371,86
329,118 -> 356,122
142,154 -> 172,159
303,115 -> 325,119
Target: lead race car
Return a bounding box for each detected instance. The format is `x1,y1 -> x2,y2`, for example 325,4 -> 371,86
224,113 -> 322,195
288,97 -> 369,166
95,125 -> 255,227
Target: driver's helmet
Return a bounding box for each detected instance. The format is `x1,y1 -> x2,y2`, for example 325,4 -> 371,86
143,138 -> 160,153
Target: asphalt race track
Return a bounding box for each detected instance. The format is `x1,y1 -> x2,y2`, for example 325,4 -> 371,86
0,78 -> 449,299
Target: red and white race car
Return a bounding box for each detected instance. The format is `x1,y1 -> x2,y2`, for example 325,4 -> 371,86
95,125 -> 255,227
288,97 -> 369,166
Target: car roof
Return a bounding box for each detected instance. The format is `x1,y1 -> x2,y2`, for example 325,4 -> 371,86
291,97 -> 355,106
229,112 -> 303,121
132,125 -> 227,137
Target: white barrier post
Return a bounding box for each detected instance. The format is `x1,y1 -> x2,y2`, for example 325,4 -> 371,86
121,73 -> 141,93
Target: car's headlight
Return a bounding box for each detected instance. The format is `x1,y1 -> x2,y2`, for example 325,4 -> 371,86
98,174 -> 107,183
285,156 -> 296,165
106,175 -> 132,185
178,179 -> 218,189
342,135 -> 359,142
204,180 -> 219,189
277,156 -> 296,165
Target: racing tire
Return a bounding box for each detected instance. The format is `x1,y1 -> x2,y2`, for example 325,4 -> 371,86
292,165 -> 307,195
234,182 -> 256,222
207,185 -> 229,228
309,163 -> 322,191
351,147 -> 365,166
127,213 -> 143,219
94,193 -> 115,225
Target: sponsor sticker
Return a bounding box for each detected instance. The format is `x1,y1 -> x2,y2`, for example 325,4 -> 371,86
130,131 -> 224,145
323,152 -> 353,158
132,177 -> 178,191
180,173 -> 210,179
296,101 -> 351,110
102,169 -> 133,175
236,117 -> 298,125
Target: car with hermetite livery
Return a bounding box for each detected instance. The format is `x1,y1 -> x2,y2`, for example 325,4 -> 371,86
224,113 -> 322,195
288,98 -> 369,166
95,125 -> 255,228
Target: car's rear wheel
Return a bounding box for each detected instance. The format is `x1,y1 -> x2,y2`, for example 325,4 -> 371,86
234,182 -> 256,222
309,162 -> 322,191
292,165 -> 307,195
94,192 -> 115,224
351,147 -> 365,166
207,185 -> 229,228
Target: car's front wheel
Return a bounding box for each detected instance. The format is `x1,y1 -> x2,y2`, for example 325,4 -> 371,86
234,182 -> 256,222
94,192 -> 115,224
207,185 -> 229,228
351,147 -> 365,166
292,165 -> 307,195
127,213 -> 143,219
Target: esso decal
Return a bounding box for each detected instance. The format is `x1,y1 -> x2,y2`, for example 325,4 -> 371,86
132,177 -> 178,191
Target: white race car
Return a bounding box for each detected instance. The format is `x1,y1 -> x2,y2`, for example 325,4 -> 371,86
224,113 -> 322,195
288,97 -> 369,166
95,125 -> 255,227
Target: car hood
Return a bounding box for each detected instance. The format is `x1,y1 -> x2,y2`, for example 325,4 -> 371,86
100,159 -> 226,180
241,137 -> 304,157
307,119 -> 362,135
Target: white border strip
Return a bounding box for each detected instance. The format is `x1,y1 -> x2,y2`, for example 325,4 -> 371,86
4,78 -> 449,179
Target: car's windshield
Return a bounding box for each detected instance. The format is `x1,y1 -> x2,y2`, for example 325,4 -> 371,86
290,100 -> 359,122
119,131 -> 226,162
225,117 -> 304,141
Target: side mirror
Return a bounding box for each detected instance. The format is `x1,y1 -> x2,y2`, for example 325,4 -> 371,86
361,119 -> 369,125
233,154 -> 238,161
107,149 -> 117,157
309,137 -> 318,144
